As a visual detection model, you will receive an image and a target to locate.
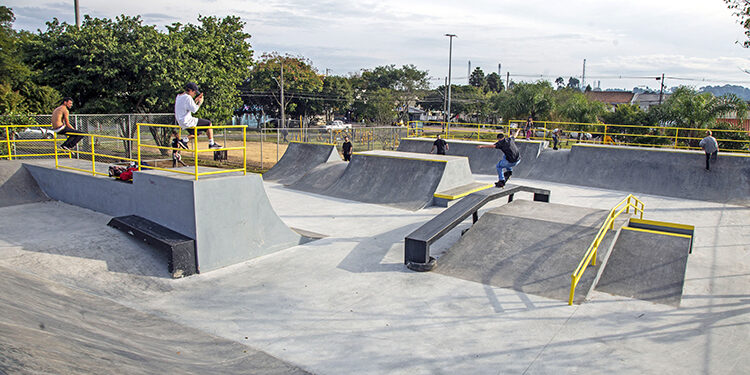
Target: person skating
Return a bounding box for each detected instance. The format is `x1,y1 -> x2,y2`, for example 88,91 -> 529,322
476,128 -> 521,188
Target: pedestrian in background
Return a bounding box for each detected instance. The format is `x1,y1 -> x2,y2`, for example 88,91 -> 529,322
431,134 -> 449,155
342,136 -> 353,161
699,130 -> 719,170
524,116 -> 533,140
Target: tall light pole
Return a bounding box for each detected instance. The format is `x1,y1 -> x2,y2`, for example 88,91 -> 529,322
445,33 -> 456,133
74,0 -> 80,28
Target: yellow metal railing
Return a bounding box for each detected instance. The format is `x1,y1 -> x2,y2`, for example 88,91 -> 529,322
1,125 -> 61,160
136,123 -> 247,180
54,132 -> 138,176
408,120 -> 750,153
568,194 -> 644,305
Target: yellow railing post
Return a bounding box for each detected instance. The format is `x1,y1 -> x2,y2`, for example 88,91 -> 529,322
137,123 -> 142,167
193,135 -> 198,180
53,133 -> 59,168
603,124 -> 608,144
674,128 -> 679,148
243,127 -> 247,175
90,135 -> 96,176
4,125 -> 12,161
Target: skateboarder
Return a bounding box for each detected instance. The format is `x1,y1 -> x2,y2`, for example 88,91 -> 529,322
476,128 -> 521,188
430,134 -> 449,155
699,130 -> 718,170
174,82 -> 222,149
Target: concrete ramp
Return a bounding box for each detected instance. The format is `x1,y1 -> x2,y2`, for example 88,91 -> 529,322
263,142 -> 341,185
294,150 -> 476,211
22,160 -> 303,273
288,161 -> 348,193
0,265 -> 310,374
435,200 -> 620,303
0,161 -> 49,207
397,137 -> 546,175
595,227 -> 692,306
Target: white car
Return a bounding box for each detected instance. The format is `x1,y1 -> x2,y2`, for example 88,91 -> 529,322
16,127 -> 56,139
325,120 -> 351,130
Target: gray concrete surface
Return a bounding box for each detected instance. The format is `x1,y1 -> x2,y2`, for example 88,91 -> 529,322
0,160 -> 748,374
399,139 -> 750,205
0,265 -> 311,375
435,200 -> 620,304
398,137 -> 546,176
263,142 -> 341,185
0,160 -> 49,207
596,228 -> 692,307
290,150 -> 477,211
17,161 -> 303,273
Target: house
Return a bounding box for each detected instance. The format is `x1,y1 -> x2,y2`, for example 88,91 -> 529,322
584,91 -> 634,109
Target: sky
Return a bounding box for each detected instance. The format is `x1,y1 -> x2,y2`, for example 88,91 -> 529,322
6,0 -> 750,91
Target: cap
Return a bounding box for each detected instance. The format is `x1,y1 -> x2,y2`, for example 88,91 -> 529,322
185,82 -> 200,94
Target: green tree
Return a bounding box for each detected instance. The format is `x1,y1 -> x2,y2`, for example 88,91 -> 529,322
554,77 -> 565,89
553,90 -> 605,124
493,81 -> 554,121
242,53 -> 323,127
357,64 -> 428,122
319,75 -> 353,122
567,77 -> 580,90
485,72 -> 504,93
469,67 -> 486,89
0,6 -> 59,115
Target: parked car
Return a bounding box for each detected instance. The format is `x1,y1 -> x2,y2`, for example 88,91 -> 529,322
325,120 -> 351,130
16,127 -> 55,139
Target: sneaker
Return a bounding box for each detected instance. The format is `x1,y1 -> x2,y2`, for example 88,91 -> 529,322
495,180 -> 506,188
503,171 -> 513,181
59,145 -> 72,152
209,143 -> 223,149
178,139 -> 189,149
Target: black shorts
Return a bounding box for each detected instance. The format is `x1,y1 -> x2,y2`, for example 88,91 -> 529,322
186,118 -> 212,135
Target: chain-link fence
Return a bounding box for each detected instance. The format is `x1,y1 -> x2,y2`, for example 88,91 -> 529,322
1,114 -> 410,171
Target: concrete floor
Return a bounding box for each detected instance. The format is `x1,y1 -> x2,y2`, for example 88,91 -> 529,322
0,175 -> 748,374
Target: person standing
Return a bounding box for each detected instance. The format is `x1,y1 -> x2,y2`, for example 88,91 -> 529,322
51,97 -> 85,151
476,128 -> 521,188
174,82 -> 222,149
342,136 -> 353,161
524,116 -> 534,140
552,128 -> 561,150
699,130 -> 719,171
430,134 -> 449,155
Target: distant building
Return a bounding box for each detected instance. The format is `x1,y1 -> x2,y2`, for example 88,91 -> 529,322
631,92 -> 669,110
584,91 -> 634,110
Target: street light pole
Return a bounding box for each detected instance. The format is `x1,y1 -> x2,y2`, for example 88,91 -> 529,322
445,33 -> 456,134
74,0 -> 80,29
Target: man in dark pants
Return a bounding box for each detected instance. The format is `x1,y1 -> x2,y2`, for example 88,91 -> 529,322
342,136 -> 353,161
699,130 -> 718,170
430,134 -> 449,155
51,97 -> 85,151
476,128 -> 521,188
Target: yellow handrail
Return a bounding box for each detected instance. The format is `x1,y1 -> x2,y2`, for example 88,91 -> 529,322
568,194 -> 644,305
136,123 -> 248,180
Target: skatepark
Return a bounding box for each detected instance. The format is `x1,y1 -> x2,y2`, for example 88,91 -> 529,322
1,134 -> 749,374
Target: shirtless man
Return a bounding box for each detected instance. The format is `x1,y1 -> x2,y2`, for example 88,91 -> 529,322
51,97 -> 85,151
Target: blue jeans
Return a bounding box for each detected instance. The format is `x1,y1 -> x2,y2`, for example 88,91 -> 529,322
496,155 -> 519,181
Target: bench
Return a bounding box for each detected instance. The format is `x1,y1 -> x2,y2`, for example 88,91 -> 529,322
404,184 -> 551,271
107,215 -> 197,278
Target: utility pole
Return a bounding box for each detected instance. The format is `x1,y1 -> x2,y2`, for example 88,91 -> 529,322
280,63 -> 285,130
581,59 -> 586,91
506,72 -> 510,90
468,60 -> 471,84
74,0 -> 80,29
658,73 -> 665,104
445,34 -> 456,133
498,63 -> 501,75
443,77 -> 448,132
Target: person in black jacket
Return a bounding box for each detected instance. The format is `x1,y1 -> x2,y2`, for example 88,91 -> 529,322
477,128 -> 521,188
430,134 -> 449,155
342,136 -> 353,161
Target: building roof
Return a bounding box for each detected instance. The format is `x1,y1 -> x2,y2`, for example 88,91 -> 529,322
585,91 -> 634,105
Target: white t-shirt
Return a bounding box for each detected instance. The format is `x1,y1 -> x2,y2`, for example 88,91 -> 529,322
174,93 -> 201,128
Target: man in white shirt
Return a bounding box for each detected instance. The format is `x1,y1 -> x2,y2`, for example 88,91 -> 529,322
699,130 -> 719,171
174,82 -> 222,149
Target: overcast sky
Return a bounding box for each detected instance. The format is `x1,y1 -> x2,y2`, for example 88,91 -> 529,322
6,0 -> 750,90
